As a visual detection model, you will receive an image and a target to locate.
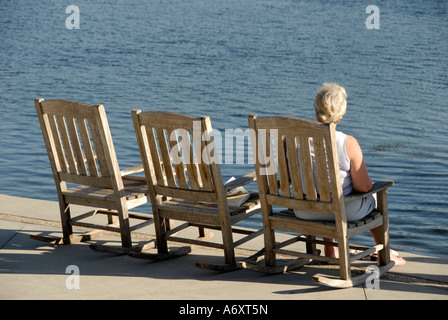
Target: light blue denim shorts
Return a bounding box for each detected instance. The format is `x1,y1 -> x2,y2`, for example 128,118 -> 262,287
294,194 -> 377,223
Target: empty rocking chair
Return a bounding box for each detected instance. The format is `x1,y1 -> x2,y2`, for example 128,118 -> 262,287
34,99 -> 153,252
131,110 -> 262,270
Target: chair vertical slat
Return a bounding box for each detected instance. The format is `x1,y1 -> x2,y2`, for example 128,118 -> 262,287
94,104 -> 125,188
168,129 -> 188,189
325,127 -> 342,204
198,160 -> 214,191
285,136 -> 303,199
286,136 -> 303,199
181,130 -> 201,190
66,117 -> 88,175
313,136 -> 331,202
265,130 -> 278,195
132,111 -> 159,191
56,115 -> 78,174
190,123 -> 207,190
77,118 -> 99,177
145,127 -> 165,186
193,162 -> 204,189
47,113 -> 68,173
324,126 -> 346,226
155,128 -> 177,188
88,119 -> 110,177
275,133 -> 291,198
201,116 -> 225,192
198,121 -> 215,192
298,137 -> 317,201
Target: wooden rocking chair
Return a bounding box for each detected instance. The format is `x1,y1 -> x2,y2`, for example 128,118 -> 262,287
34,99 -> 153,251
239,114 -> 395,288
131,110 -> 262,270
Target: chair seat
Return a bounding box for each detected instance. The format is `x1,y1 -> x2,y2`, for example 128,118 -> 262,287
62,179 -> 148,210
277,209 -> 381,227
62,184 -> 147,198
271,209 -> 384,238
158,192 -> 261,225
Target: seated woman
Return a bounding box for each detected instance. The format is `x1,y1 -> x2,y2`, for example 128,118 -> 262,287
294,83 -> 406,267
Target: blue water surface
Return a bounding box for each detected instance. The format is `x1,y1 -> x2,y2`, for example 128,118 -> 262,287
0,0 -> 447,258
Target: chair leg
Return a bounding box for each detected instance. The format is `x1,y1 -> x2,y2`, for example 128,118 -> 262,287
153,214 -> 168,254
117,200 -> 132,249
198,226 -> 206,238
107,211 -> 116,225
264,228 -> 277,267
165,218 -> 172,231
305,235 -> 317,254
375,223 -> 391,266
196,227 -> 237,272
221,225 -> 236,266
338,239 -> 351,281
377,190 -> 391,266
59,200 -> 73,244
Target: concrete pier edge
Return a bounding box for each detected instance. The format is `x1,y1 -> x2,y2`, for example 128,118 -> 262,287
1,194 -> 447,300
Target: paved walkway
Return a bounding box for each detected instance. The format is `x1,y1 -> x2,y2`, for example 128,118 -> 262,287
0,194 -> 447,302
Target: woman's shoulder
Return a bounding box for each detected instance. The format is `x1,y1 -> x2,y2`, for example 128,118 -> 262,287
345,134 -> 362,159
336,130 -> 358,145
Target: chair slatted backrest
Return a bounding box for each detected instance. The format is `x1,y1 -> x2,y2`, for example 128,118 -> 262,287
35,99 -> 122,191
132,110 -> 226,205
248,115 -> 346,221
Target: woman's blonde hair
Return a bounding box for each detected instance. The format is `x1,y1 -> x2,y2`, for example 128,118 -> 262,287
314,83 -> 347,124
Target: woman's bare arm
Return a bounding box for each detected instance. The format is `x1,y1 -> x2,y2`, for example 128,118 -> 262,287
346,135 -> 373,193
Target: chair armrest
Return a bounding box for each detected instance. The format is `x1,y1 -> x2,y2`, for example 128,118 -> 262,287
344,180 -> 394,203
121,163 -> 144,176
224,171 -> 257,192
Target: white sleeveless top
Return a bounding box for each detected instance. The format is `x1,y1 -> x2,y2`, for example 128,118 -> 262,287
300,130 -> 353,196
295,131 -> 377,222
335,131 -> 353,196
